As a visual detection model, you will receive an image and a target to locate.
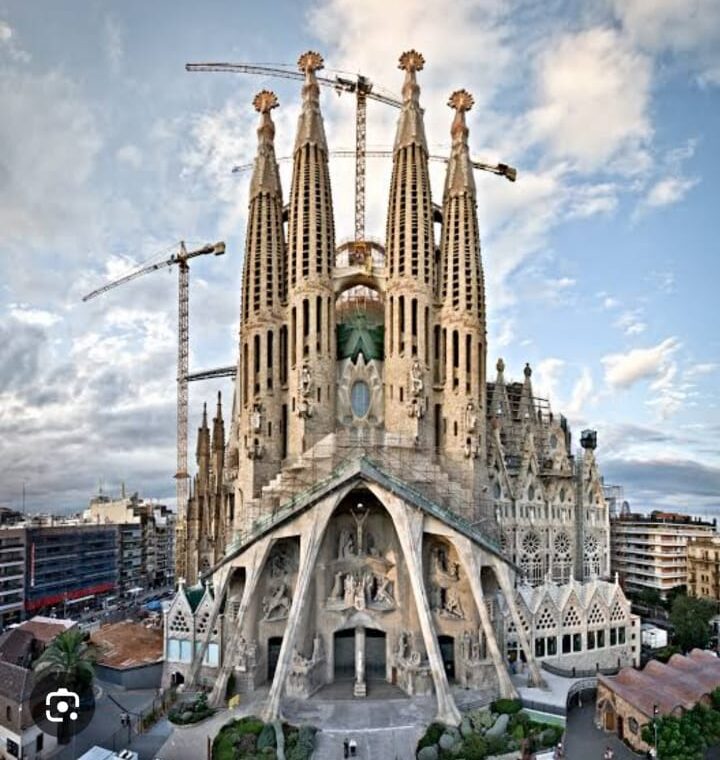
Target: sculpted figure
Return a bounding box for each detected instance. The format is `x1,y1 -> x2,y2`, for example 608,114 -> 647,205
410,359 -> 424,397
444,587 -> 464,619
330,571 -> 344,600
300,363 -> 312,397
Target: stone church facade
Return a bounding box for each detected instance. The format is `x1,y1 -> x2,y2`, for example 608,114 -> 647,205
166,49 -> 630,725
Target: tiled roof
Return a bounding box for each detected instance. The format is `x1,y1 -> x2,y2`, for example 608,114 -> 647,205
599,649 -> 720,719
17,616 -> 74,644
0,660 -> 32,702
0,628 -> 34,666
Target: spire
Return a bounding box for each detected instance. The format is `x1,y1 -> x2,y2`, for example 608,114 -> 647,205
196,403 -> 211,480
287,49 -> 334,289
249,90 -> 282,199
386,50 -> 434,287
212,391 -> 225,453
394,50 -> 428,152
439,89 -> 485,317
241,91 -> 285,324
295,51 -> 328,152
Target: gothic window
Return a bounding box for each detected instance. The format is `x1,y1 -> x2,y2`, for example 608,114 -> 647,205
522,531 -> 541,555
554,532 -> 570,555
553,531 -> 572,583
196,609 -> 211,635
563,605 -> 582,629
587,603 -> 607,628
583,534 -> 601,579
610,600 -> 626,623
169,610 -> 190,634
520,553 -> 543,585
494,481 -> 502,499
506,609 -> 530,635
559,487 -> 566,502
528,484 -> 535,501
351,381 -> 371,418
535,606 -> 557,631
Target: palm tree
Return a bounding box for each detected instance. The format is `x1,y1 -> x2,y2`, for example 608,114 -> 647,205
35,628 -> 95,691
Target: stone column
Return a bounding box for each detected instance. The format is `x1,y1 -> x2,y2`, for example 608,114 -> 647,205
354,626 -> 367,697
262,495 -> 337,722
492,558 -> 545,688
451,536 -> 517,698
207,537 -> 272,704
373,487 -> 461,726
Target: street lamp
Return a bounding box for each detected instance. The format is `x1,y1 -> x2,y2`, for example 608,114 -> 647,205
653,703 -> 659,759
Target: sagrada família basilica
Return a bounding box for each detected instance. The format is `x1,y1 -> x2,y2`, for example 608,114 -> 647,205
163,50 -> 639,724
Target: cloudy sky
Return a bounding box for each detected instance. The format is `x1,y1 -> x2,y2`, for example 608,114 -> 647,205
1,0 -> 718,517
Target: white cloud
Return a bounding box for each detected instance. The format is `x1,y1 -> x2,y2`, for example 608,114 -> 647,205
533,358 -> 565,402
8,305 -> 61,328
103,16 -> 123,73
610,0 -> 720,85
0,20 -> 12,42
603,296 -> 620,309
642,175 -> 698,208
685,363 -> 718,377
116,144 -> 143,169
525,27 -> 652,171
614,309 -> 647,336
602,337 -> 681,389
567,367 -> 594,417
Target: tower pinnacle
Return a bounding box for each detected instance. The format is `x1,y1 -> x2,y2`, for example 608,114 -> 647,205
250,91 -> 282,199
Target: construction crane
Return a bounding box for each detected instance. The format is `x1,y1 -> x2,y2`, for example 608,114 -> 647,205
231,149 -> 517,181
82,240 -> 226,518
186,59 -> 516,242
186,60 -> 403,244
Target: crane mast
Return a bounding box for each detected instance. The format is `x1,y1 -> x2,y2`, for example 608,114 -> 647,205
82,240 -> 226,546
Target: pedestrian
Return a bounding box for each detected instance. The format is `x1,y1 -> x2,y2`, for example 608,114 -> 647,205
343,737 -> 349,758
349,737 -> 357,757
554,741 -> 564,759
603,746 -> 614,760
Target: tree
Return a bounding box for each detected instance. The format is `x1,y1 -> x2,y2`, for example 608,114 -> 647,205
34,629 -> 95,690
669,594 -> 716,652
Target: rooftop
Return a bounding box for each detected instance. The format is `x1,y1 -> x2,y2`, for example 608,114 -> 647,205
612,511 -> 717,528
17,616 -> 75,645
598,649 -> 720,719
91,621 -> 163,669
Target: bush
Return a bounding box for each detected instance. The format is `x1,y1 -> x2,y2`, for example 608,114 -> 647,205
257,723 -> 277,749
510,723 -> 525,740
235,716 -> 265,736
286,724 -> 316,760
490,698 -> 522,715
485,734 -> 509,755
417,722 -> 446,751
458,733 -> 487,760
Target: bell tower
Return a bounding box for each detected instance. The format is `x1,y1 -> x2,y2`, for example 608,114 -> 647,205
383,50 -> 436,444
285,51 -> 336,457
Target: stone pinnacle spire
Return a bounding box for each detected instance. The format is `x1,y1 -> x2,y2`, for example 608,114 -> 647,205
394,50 -> 428,152
386,50 -> 434,287
249,90 -> 282,199
440,89 -> 485,319
294,51 -> 328,152
241,91 -> 285,324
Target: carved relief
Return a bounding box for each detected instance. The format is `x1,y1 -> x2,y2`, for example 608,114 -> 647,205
262,578 -> 291,621
327,568 -> 396,612
286,633 -> 326,698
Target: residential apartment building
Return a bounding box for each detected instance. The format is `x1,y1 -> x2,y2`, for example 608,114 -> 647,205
0,529 -> 25,629
25,524 -> 119,615
87,493 -> 175,594
688,534 -> 720,601
611,511 -> 717,598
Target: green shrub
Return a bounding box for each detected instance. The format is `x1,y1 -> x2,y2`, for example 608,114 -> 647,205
236,716 -> 265,736
286,724 -> 316,760
417,722 -> 446,751
510,722 -> 525,740
258,723 -> 277,749
490,698 -> 522,715
485,734 -> 509,755
458,733 -> 487,760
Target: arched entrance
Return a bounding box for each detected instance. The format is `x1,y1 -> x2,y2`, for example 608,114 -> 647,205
439,635 -> 455,682
366,628 -> 386,680
267,637 -> 283,681
334,629 -> 355,680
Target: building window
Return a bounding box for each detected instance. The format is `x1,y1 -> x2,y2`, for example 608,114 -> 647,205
619,627 -> 626,644
562,634 -> 571,654
610,627 -> 617,646
535,638 -> 545,657
597,630 -> 605,648
573,633 -> 582,652
587,630 -> 596,650
351,381 -> 371,418
628,717 -> 639,734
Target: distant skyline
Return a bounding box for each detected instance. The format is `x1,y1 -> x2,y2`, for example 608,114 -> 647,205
0,0 -> 718,517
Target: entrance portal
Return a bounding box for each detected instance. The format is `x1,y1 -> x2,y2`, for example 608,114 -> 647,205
365,629 -> 386,680
268,636 -> 282,681
334,629 -> 355,680
439,635 -> 455,682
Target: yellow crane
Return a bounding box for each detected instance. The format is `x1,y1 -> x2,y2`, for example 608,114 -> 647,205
82,240 -> 226,520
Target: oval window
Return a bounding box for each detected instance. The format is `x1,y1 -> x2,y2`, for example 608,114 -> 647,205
350,380 -> 371,418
